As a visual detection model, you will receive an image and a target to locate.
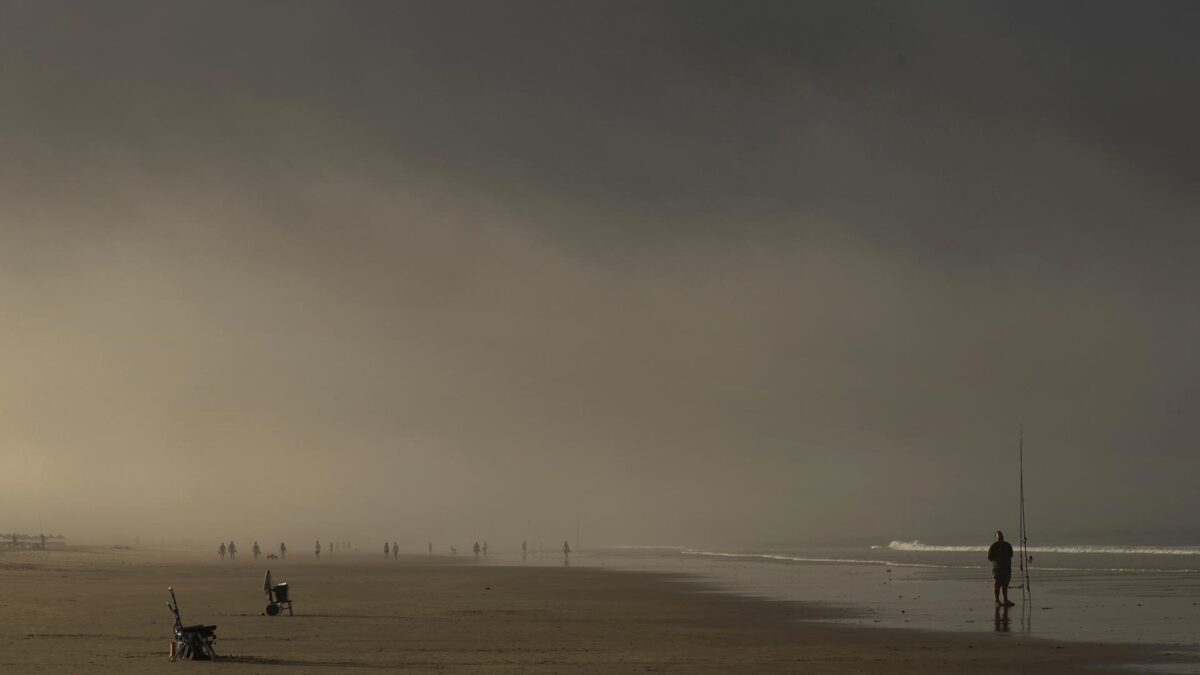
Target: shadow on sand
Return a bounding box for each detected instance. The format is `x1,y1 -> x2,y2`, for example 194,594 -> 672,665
219,655 -> 384,668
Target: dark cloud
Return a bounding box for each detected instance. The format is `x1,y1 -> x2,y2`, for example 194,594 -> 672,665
0,1 -> 1197,546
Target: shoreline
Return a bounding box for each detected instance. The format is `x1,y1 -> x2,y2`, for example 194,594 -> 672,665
0,546 -> 1187,673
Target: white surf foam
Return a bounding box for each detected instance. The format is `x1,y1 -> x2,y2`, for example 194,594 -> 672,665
885,540 -> 1200,556
675,548 -> 1200,574
678,548 -> 967,570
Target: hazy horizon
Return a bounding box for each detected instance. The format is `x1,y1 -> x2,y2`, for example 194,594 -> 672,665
2,1 -> 1198,549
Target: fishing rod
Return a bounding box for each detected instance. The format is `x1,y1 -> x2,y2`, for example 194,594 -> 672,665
1018,425 -> 1032,624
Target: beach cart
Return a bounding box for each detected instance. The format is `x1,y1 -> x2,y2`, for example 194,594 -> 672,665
264,569 -> 294,616
166,587 -> 218,661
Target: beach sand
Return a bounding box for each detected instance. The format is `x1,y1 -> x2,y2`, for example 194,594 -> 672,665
0,547 -> 1165,673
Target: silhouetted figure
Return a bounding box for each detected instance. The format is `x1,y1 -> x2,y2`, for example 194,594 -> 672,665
522,540 -> 527,556
482,540 -> 488,557
384,542 -> 390,559
393,541 -> 398,560
280,542 -> 287,560
473,541 -> 481,557
988,530 -> 1015,607
39,533 -> 46,550
218,542 -> 226,560
428,542 -> 432,554
562,540 -> 571,558
228,541 -> 237,560
314,540 -> 321,559
252,542 -> 261,560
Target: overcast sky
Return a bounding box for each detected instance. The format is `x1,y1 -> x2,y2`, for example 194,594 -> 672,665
1,1 -> 1197,548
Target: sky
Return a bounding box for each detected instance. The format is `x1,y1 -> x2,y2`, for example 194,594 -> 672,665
1,1 -> 1198,549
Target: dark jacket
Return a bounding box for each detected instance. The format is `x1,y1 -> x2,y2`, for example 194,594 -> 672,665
987,540 -> 1014,570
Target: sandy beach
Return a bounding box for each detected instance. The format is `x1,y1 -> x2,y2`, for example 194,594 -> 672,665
0,546 -> 1172,674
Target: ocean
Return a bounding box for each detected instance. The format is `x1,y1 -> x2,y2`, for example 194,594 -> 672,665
505,540 -> 1200,652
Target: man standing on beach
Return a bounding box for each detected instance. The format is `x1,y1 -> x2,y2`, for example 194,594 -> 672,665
393,541 -> 398,560
988,530 -> 1014,606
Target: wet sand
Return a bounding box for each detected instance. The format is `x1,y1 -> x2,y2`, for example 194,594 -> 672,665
0,547 -> 1171,673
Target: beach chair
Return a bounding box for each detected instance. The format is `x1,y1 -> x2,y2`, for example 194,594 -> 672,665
263,569 -> 294,616
166,587 -> 218,661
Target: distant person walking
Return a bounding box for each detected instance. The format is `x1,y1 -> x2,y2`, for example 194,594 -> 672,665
473,541 -> 481,557
384,542 -> 390,559
393,541 -> 399,560
315,540 -> 322,559
562,540 -> 571,558
988,530 -> 1015,607
279,542 -> 287,560
252,541 -> 261,560
218,542 -> 226,560
228,541 -> 237,560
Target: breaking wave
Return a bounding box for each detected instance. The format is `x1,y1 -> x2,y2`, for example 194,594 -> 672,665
882,540 -> 1200,556
675,548 -> 1200,573
679,549 -> 968,569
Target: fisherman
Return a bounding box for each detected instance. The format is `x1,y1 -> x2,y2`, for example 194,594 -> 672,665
384,542 -> 390,559
252,541 -> 261,560
988,530 -> 1015,606
315,540 -> 322,559
280,542 -> 287,560
218,542 -> 226,560
228,541 -> 238,560
393,541 -> 399,560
